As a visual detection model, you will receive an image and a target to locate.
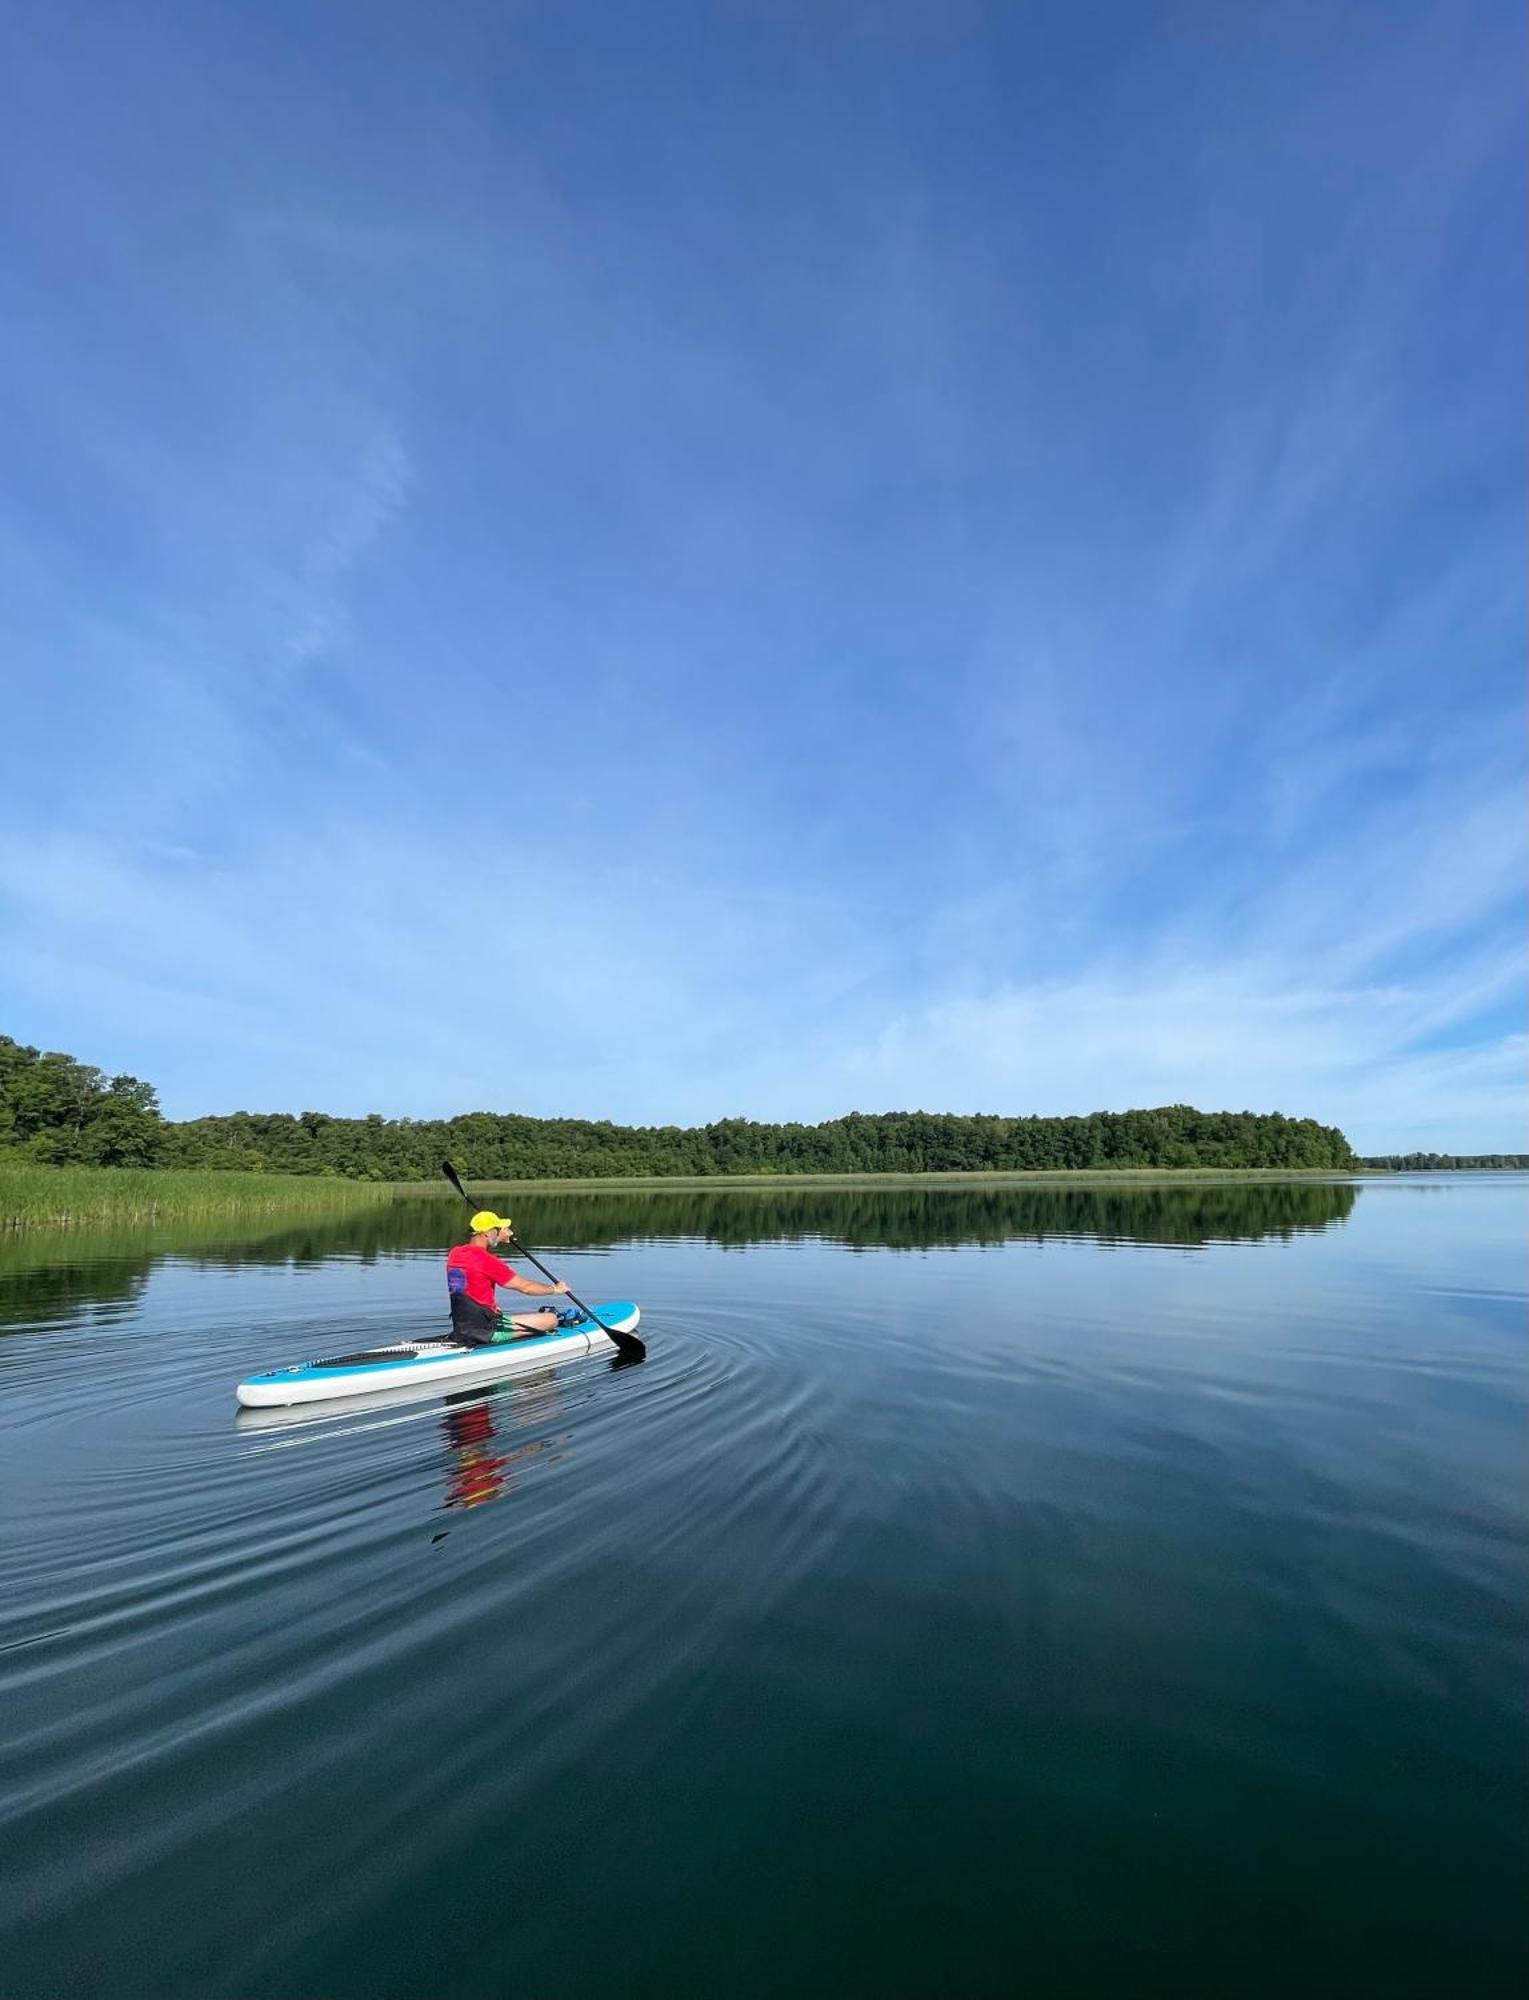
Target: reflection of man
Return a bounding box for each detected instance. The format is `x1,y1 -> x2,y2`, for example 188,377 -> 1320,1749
442,1403 -> 509,1510
441,1398 -> 554,1512
446,1211 -> 569,1345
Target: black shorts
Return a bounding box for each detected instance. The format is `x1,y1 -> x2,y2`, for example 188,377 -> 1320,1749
449,1294 -> 501,1346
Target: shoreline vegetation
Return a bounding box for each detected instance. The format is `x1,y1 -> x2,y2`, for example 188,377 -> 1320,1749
0,1167 -> 409,1230
1,1159 -> 1522,1231
1,1036 -> 1520,1230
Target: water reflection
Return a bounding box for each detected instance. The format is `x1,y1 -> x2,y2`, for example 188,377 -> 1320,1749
440,1398 -> 508,1509
525,1179 -> 1359,1251
3,1175 -> 1523,2000
440,1387 -> 564,1513
0,1178 -> 1360,1331
236,1368 -> 573,1520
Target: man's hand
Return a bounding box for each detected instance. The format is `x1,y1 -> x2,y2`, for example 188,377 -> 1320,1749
552,1280 -> 570,1295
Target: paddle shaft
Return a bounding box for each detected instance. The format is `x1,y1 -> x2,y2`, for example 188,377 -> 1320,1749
440,1161 -> 645,1359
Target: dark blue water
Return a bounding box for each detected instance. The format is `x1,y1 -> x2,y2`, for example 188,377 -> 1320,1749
1,1177 -> 1524,1997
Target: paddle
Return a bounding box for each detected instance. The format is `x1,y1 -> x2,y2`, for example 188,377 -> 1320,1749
440,1160 -> 647,1361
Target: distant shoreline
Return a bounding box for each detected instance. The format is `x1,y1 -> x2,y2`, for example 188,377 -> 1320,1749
461,1167 -> 1371,1190
2,1159 -> 1520,1232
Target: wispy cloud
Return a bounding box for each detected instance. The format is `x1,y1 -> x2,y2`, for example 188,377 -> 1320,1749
823,958 -> 1525,1155
0,1 -> 1521,1152
279,427 -> 412,673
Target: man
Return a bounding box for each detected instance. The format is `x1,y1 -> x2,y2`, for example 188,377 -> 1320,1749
446,1211 -> 570,1345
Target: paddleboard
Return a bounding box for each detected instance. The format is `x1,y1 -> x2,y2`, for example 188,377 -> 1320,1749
235,1303 -> 640,1408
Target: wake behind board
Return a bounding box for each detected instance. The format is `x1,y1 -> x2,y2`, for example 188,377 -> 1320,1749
235,1304 -> 640,1408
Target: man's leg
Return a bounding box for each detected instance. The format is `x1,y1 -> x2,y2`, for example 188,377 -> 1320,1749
496,1309 -> 559,1339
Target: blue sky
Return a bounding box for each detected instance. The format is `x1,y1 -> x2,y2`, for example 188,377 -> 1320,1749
0,0 -> 1523,1152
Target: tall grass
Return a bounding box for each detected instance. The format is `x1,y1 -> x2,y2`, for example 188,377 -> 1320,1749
0,1165 -> 404,1231
0,1159 -> 1360,1231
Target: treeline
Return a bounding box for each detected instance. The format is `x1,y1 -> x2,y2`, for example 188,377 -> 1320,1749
1358,1153 -> 1528,1170
2,1034 -> 1359,1176
165,1104 -> 1356,1175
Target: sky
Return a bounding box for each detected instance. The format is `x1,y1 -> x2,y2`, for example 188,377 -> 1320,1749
0,0 -> 1523,1153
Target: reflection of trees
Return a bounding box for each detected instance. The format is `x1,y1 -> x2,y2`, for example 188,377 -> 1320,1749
0,1183 -> 1359,1331
516,1181 -> 1358,1251
0,1210 -> 429,1329
192,1182 -> 1357,1254
0,1207 -> 415,1331
0,1253 -> 152,1330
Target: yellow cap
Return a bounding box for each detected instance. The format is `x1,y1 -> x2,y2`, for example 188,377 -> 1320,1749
470,1210 -> 513,1233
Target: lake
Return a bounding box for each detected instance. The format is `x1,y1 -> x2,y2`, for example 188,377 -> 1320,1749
1,1176 -> 1524,1998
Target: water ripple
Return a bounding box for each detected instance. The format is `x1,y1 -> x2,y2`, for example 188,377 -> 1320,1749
2,1192 -> 1525,1999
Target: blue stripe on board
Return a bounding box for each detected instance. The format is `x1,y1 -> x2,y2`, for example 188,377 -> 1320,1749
243,1305 -> 638,1387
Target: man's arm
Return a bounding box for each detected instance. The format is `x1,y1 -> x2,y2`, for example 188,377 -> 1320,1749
503,1272 -> 569,1297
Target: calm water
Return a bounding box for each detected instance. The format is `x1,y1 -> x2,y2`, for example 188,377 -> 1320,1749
1,1178 -> 1524,1998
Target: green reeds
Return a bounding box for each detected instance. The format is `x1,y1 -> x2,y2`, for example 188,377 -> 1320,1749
0,1165 -> 403,1231
0,1160 -> 1360,1232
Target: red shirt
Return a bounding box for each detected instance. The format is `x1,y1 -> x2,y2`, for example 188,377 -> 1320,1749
446,1242 -> 516,1309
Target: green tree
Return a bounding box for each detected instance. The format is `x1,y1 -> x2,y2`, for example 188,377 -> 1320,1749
0,1035 -> 164,1164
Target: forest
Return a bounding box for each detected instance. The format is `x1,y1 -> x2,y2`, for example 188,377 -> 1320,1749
0,1032 -> 1370,1177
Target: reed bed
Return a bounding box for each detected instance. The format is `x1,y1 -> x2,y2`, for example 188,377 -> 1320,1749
0,1160 -> 1361,1232
0,1165 -> 404,1231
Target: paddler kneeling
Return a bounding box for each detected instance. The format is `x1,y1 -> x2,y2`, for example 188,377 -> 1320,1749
446,1211 -> 569,1344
